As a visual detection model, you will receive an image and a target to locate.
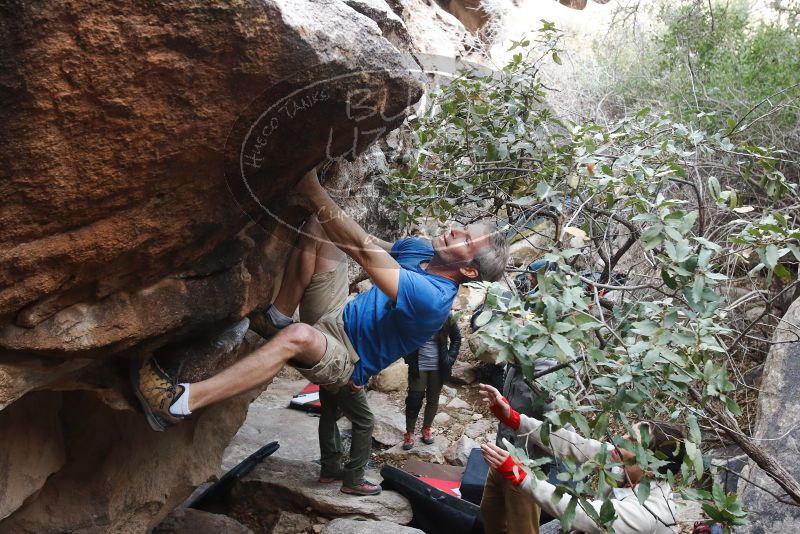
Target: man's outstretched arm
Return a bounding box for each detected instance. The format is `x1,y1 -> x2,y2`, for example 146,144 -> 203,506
297,168 -> 401,301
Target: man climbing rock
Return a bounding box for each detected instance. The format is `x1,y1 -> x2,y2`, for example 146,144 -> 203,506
132,165 -> 509,496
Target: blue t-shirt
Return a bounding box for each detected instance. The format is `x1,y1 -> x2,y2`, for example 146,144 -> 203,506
343,238 -> 458,386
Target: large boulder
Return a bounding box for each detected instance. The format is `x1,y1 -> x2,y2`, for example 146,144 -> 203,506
0,0 -> 423,530
738,297 -> 800,532
228,456 -> 413,527
153,508 -> 254,534
322,518 -> 424,534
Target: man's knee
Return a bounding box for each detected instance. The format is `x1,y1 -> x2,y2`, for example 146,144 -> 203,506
351,406 -> 374,432
278,323 -> 323,358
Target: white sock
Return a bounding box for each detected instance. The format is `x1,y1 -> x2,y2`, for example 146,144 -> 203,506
266,304 -> 293,328
169,383 -> 192,416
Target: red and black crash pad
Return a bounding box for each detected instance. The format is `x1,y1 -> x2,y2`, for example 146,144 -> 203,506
288,382 -> 321,413
460,448 -> 490,506
380,464 -> 484,534
402,458 -> 465,498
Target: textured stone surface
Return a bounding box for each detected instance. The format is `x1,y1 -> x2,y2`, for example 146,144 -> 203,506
371,361 -> 409,393
448,361 -> 477,385
367,390 -> 407,447
272,510 -> 315,534
383,438 -> 450,464
738,297 -> 800,532
153,508 -> 254,534
443,434 -> 478,466
322,518 -> 424,534
0,356 -> 91,410
0,0 -> 422,351
231,456 -> 413,524
0,392 -> 65,521
0,388 -> 254,534
0,0 -> 423,529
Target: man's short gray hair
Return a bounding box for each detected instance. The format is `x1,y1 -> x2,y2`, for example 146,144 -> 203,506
471,223 -> 509,282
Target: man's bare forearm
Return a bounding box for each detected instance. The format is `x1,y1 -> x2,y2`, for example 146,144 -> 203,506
305,187 -> 393,267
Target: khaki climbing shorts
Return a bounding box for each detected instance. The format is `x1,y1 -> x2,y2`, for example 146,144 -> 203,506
294,261 -> 360,390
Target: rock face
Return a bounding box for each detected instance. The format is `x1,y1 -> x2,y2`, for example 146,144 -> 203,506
153,508 -> 254,534
738,297 -> 800,532
371,361 -> 410,393
229,456 -> 414,528
0,0 -> 423,530
322,518 -> 424,534
367,390 -> 407,446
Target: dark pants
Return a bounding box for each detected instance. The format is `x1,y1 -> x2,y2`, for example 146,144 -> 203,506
405,370 -> 443,431
318,385 -> 374,487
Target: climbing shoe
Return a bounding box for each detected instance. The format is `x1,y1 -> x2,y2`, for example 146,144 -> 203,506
318,474 -> 343,484
421,426 -> 434,445
130,358 -> 187,432
249,308 -> 282,339
340,480 -> 382,496
402,432 -> 414,450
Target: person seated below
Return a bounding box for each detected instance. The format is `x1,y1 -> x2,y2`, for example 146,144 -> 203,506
479,383 -> 686,534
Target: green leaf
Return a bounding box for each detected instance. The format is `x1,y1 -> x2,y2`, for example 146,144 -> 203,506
552,52 -> 562,65
560,496 -> 577,531
551,333 -> 576,358
687,414 -> 702,444
473,310 -> 493,329
765,244 -> 779,269
636,478 -> 651,505
599,498 -> 617,524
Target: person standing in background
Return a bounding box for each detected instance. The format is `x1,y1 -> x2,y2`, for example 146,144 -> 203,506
402,313 -> 461,449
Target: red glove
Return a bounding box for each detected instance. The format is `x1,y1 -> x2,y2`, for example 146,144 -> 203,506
496,454 -> 527,485
491,396 -> 521,430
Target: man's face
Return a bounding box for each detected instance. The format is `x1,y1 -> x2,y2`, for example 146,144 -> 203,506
432,223 -> 492,268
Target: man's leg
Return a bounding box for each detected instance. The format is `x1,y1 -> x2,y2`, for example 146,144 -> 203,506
131,321 -> 328,431
336,387 -> 378,495
318,386 -> 343,482
272,216 -> 345,321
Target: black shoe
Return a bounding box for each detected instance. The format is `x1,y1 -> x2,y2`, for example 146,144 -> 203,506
130,358 -> 187,432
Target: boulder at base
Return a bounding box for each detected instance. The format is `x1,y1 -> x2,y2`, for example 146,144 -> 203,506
322,518 -> 424,534
738,297 -> 800,532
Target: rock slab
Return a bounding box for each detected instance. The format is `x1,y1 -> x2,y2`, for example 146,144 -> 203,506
738,297 -> 800,532
322,518 -> 424,534
232,456 -> 413,524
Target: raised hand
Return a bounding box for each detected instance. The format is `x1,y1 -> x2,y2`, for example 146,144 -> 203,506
481,442 -> 510,469
478,383 -> 511,420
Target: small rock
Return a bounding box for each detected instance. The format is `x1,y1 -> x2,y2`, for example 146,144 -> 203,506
366,390 -> 406,446
465,419 -> 494,439
313,525 -> 324,534
371,361 -> 408,393
471,413 -> 483,420
322,518 -> 424,534
153,508 -> 253,534
383,438 -> 450,465
441,385 -> 457,398
446,397 -> 470,410
444,435 -> 479,466
433,412 -> 451,426
438,395 -> 447,405
273,511 -> 314,534
449,362 -> 477,385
